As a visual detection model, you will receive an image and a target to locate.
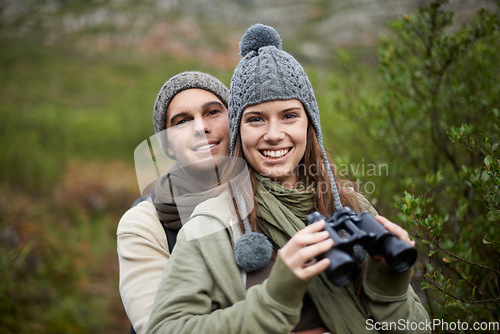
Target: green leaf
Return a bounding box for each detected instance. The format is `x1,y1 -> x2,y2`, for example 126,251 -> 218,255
484,155 -> 493,167
486,210 -> 500,221
482,238 -> 494,245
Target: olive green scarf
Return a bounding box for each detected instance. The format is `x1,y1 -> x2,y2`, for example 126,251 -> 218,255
253,173 -> 375,334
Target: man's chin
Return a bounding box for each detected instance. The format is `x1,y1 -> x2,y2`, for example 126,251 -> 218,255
184,158 -> 219,173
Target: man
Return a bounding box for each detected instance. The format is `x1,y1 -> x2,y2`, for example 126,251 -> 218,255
117,71 -> 230,334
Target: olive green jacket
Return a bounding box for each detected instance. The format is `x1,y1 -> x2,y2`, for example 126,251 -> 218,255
147,191 -> 430,333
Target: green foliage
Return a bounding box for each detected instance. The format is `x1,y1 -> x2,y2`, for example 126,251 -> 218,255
311,48 -> 389,207
0,160 -> 137,333
0,37 -> 215,193
0,35 -> 217,331
370,0 -> 500,326
2,1 -> 498,331
0,103 -> 69,191
0,188 -> 94,333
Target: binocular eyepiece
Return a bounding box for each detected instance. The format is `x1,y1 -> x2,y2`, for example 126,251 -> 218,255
306,207 -> 417,286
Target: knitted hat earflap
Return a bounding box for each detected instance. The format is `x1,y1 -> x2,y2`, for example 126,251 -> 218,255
229,24 -> 344,273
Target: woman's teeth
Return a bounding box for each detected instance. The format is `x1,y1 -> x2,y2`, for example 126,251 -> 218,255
261,149 -> 289,159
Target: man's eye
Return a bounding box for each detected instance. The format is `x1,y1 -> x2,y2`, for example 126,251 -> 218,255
207,109 -> 221,116
173,119 -> 188,126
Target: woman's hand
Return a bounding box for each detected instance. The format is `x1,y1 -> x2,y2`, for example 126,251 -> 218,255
372,215 -> 415,265
279,220 -> 333,280
375,215 -> 415,247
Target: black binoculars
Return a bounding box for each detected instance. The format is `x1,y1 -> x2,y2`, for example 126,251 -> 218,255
306,207 -> 417,286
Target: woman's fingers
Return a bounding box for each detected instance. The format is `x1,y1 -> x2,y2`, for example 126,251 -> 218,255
299,258 -> 330,280
375,215 -> 415,247
294,237 -> 333,265
280,220 -> 334,280
281,216 -> 415,279
280,221 -> 329,256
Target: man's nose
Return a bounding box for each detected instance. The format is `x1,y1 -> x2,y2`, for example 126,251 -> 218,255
193,117 -> 209,135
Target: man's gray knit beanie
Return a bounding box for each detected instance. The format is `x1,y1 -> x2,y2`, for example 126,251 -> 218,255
228,24 -> 342,210
153,71 -> 229,134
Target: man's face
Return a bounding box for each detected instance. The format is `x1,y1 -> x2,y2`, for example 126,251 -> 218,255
165,88 -> 230,170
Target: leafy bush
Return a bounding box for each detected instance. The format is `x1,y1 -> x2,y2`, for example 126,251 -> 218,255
0,184 -> 93,333
0,37 -> 210,193
0,160 -> 137,333
0,36 -> 202,332
368,0 -> 499,327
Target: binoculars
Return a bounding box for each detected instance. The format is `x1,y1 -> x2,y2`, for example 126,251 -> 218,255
306,207 -> 417,286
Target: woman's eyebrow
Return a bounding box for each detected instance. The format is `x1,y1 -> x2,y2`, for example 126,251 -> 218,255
243,107 -> 302,117
242,110 -> 262,116
280,107 -> 302,113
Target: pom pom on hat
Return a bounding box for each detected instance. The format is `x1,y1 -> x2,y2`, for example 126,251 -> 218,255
239,23 -> 282,57
232,194 -> 273,272
234,232 -> 273,272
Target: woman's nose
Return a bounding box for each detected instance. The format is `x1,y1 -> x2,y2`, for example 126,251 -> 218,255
263,121 -> 284,142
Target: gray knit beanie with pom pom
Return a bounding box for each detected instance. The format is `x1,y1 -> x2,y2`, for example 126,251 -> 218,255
231,24 -> 344,273
229,23 -> 343,211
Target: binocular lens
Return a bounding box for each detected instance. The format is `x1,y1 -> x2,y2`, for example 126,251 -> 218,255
387,248 -> 417,272
384,237 -> 417,272
325,249 -> 357,286
307,209 -> 418,285
329,262 -> 357,287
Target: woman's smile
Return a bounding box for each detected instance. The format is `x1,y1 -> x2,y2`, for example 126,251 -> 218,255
240,99 -> 308,188
259,147 -> 291,160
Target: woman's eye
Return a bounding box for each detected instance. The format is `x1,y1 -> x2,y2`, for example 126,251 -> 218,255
247,116 -> 263,123
284,113 -> 298,120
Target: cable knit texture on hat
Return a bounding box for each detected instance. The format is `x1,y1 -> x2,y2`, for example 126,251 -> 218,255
153,71 -> 229,134
229,24 -> 342,210
152,71 -> 229,158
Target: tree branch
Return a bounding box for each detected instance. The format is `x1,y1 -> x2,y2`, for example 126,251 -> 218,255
417,217 -> 500,275
426,274 -> 500,305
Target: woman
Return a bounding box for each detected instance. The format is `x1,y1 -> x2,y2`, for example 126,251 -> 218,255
117,71 -> 230,334
147,25 -> 430,333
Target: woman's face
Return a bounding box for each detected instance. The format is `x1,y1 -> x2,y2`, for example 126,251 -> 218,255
165,88 -> 230,170
240,99 -> 308,188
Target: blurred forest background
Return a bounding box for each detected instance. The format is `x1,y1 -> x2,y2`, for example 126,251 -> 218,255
1,0 -> 499,333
